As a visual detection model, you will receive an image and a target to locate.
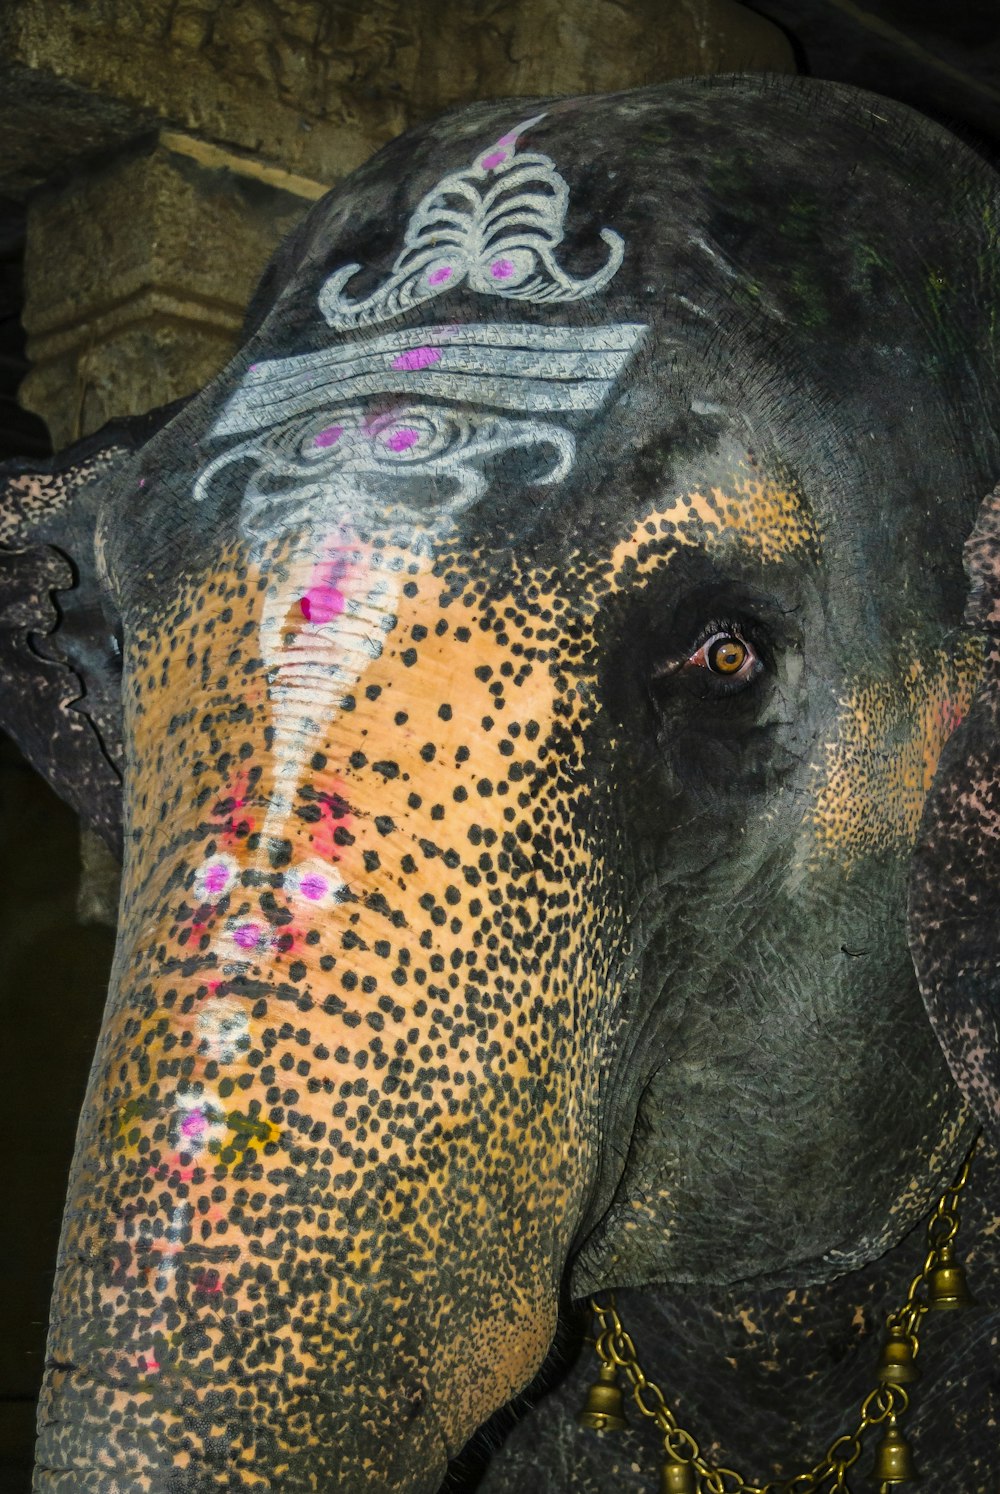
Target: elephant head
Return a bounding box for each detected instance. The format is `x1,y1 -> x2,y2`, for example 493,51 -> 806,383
3,76 -> 1000,1493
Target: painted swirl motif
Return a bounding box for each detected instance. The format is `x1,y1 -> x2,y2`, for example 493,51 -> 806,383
318,115 -> 626,329
195,402 -> 577,553
195,322 -> 647,550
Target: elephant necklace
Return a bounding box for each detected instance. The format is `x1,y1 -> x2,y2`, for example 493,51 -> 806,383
578,1136 -> 979,1493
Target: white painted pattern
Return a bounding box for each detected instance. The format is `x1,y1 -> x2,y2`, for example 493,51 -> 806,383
318,115 -> 626,328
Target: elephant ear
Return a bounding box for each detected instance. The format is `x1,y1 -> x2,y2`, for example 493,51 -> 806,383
908,484 -> 1000,1131
0,404 -> 183,858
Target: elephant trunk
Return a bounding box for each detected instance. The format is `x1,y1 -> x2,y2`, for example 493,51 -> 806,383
32,534 -> 599,1487
33,927 -> 565,1489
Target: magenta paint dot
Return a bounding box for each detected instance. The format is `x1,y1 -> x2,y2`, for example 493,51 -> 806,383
313,424 -> 344,448
498,131 -> 518,146
385,427 -> 419,452
233,922 -> 261,950
300,552 -> 348,626
138,477 -> 146,488
181,1111 -> 206,1138
491,258 -> 515,280
392,346 -> 442,372
299,872 -> 328,902
301,587 -> 343,624
427,265 -> 453,286
481,149 -> 508,170
203,863 -> 230,894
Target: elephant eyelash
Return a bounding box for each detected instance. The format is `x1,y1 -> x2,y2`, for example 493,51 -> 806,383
651,617 -> 766,697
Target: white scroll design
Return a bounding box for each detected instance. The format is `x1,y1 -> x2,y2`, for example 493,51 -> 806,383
197,404 -> 576,553
196,321 -> 647,551
318,115 -> 626,329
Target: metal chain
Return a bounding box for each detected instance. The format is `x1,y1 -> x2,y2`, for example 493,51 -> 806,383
585,1136 -> 979,1494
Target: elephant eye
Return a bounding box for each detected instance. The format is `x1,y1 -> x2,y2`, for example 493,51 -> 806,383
683,627 -> 761,689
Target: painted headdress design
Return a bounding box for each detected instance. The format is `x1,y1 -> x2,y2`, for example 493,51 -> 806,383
197,112 -> 643,543
318,116 -> 626,329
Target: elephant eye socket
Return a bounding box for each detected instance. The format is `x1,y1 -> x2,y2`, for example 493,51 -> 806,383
685,628 -> 760,686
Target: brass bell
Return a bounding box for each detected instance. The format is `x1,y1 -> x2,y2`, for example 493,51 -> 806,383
877,1324 -> 920,1386
926,1242 -> 975,1311
872,1414 -> 918,1485
660,1458 -> 697,1493
577,1360 -> 627,1432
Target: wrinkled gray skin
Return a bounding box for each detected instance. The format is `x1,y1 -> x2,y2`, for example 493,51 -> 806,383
1,75 -> 997,1493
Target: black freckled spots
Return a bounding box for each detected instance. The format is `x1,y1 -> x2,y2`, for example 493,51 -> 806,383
268,838 -> 293,868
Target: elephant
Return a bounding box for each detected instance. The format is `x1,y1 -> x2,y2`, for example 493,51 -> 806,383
1,71 -> 999,1493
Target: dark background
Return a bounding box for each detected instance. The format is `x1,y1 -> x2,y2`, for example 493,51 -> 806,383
1,2 -> 999,1486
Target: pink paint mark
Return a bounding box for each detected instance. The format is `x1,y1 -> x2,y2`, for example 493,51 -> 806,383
313,424 -> 344,448
392,346 -> 442,372
204,863 -> 230,894
299,872 -> 328,902
298,781 -> 352,863
213,771 -> 252,847
299,548 -> 351,626
138,478 -> 146,488
491,258 -> 515,280
482,149 -> 508,170
233,922 -> 262,950
272,926 -> 300,958
385,427 -> 419,452
364,408 -> 401,438
180,1111 -> 206,1139
427,265 -> 453,286
498,130 -> 519,146
194,1272 -> 223,1297
143,1356 -> 161,1374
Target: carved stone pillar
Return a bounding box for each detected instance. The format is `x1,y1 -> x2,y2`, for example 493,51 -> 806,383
20,136 -> 321,446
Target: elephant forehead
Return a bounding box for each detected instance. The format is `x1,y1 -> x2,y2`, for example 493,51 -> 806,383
606,459 -> 821,582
